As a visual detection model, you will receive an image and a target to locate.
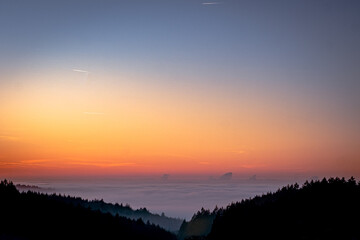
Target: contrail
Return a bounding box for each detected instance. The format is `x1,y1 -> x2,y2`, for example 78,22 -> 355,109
73,68 -> 92,84
73,69 -> 89,74
202,2 -> 223,5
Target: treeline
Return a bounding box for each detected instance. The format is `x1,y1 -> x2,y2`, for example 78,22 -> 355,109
3,177 -> 360,240
0,180 -> 176,240
206,177 -> 360,240
40,192 -> 183,232
180,177 -> 360,240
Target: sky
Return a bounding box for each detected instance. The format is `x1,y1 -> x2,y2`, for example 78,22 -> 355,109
1,0 -> 360,178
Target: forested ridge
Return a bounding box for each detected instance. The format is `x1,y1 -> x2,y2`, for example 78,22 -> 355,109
207,177 -> 360,240
26,189 -> 183,232
2,177 -> 360,240
0,180 -> 176,240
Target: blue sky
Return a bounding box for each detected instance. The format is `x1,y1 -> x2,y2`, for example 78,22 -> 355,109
1,0 -> 360,177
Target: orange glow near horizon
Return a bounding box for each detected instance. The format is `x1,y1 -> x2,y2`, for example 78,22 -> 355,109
1,71 -> 359,178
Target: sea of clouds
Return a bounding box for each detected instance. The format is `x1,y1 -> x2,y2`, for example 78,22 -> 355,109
15,176 -> 297,220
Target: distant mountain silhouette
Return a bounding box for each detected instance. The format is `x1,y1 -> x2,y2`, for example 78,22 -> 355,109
161,174 -> 170,181
0,179 -> 176,240
219,172 -> 232,181
248,174 -> 256,181
207,177 -> 360,240
15,184 -> 54,192
16,184 -> 43,190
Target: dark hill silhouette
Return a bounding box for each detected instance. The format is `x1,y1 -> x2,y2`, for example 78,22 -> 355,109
38,192 -> 183,232
207,177 -> 360,240
0,179 -> 176,240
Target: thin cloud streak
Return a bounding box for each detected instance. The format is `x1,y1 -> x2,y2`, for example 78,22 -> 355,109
67,162 -> 136,168
0,135 -> 20,141
202,2 -> 223,5
73,69 -> 89,74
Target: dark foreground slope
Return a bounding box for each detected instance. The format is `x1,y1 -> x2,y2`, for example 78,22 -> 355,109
15,184 -> 183,232
208,177 -> 360,240
29,191 -> 183,232
0,180 -> 176,240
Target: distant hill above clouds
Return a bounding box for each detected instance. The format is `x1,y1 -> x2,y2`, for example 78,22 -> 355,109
220,172 -> 232,181
16,184 -> 53,192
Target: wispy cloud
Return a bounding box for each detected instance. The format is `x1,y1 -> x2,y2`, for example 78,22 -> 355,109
73,68 -> 93,84
0,135 -> 20,141
62,158 -> 137,168
83,112 -> 105,115
21,159 -> 52,164
202,2 -> 223,5
68,162 -> 136,168
0,161 -> 21,167
73,69 -> 89,74
161,154 -> 195,160
0,159 -> 58,167
2,158 -> 136,168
